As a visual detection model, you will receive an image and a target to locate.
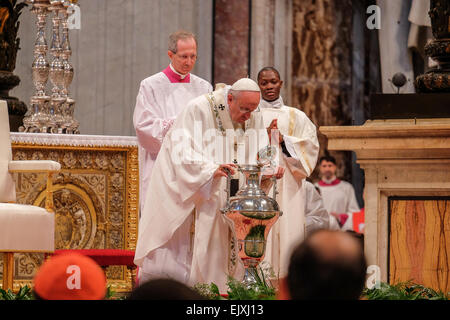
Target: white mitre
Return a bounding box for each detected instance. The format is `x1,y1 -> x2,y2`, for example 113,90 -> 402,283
230,78 -> 261,92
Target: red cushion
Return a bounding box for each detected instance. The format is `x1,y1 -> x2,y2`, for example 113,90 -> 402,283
53,249 -> 135,267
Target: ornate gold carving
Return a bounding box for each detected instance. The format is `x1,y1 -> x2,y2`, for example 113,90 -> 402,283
126,147 -> 139,251
0,142 -> 139,292
17,253 -> 43,279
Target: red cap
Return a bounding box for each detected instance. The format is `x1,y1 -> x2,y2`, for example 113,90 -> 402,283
34,253 -> 107,300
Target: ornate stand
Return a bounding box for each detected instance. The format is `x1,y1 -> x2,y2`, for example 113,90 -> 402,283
0,0 -> 28,131
415,0 -> 450,92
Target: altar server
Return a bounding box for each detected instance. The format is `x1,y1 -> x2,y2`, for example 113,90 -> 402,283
134,78 -> 282,293
315,155 -> 360,231
257,67 -> 320,279
133,30 -> 212,212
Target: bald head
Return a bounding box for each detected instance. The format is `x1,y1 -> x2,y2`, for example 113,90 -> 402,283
308,230 -> 362,262
286,230 -> 366,300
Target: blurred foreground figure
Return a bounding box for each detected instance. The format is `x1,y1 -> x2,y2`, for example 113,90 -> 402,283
279,229 -> 366,300
33,253 -> 107,300
127,278 -> 204,300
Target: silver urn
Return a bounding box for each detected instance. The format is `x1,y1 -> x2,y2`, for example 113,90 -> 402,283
221,163 -> 282,287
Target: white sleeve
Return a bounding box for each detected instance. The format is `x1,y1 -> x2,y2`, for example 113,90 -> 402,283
283,110 -> 319,178
304,182 -> 330,235
133,81 -> 176,155
347,184 -> 361,214
341,184 -> 361,231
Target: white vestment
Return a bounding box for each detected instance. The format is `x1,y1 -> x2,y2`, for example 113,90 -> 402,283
303,180 -> 330,235
134,86 -> 269,292
259,97 -> 319,278
314,179 -> 360,231
133,67 -> 212,212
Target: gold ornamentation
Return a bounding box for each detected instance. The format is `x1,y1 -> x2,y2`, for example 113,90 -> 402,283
1,142 -> 139,292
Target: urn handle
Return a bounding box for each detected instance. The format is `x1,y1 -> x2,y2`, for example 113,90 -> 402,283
221,166 -> 232,214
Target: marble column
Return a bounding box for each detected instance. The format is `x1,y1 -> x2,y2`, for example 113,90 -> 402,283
291,0 -> 353,181
250,0 -> 292,102
376,0 -> 415,93
213,0 -> 250,85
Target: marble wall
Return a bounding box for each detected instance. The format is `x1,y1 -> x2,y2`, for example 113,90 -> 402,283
213,0 -> 250,85
250,0 -> 292,103
291,0 -> 354,181
11,0 -> 213,136
10,0 -> 377,199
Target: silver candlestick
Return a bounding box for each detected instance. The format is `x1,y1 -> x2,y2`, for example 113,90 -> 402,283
60,0 -> 79,133
20,0 -> 51,133
48,0 -> 65,133
21,0 -> 80,134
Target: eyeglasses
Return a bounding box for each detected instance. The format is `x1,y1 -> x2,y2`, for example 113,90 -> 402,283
239,106 -> 260,113
174,53 -> 197,61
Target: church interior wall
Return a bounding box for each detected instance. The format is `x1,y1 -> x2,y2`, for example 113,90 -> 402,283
11,0 -> 213,137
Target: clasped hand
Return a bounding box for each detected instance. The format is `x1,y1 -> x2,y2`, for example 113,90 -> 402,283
267,119 -> 283,145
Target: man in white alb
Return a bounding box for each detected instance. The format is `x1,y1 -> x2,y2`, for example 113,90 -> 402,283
314,155 -> 360,231
258,67 -> 328,277
257,67 -> 322,279
134,78 -> 283,293
133,30 -> 212,213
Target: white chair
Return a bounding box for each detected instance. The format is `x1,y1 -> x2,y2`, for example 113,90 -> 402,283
0,100 -> 60,291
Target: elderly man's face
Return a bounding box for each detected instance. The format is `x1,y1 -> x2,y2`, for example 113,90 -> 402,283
319,160 -> 337,180
227,91 -> 260,123
168,37 -> 197,75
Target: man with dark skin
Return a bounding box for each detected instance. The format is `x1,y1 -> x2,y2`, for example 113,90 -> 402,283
256,67 -> 321,281
258,68 -> 284,145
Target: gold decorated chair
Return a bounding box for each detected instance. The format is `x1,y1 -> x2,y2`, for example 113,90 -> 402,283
0,100 -> 60,291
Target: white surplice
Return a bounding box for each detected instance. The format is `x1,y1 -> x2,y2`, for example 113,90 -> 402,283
133,68 -> 212,212
134,86 -> 269,292
314,178 -> 360,231
259,96 -> 319,279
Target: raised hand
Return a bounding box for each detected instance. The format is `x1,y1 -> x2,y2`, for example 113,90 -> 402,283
266,119 -> 283,144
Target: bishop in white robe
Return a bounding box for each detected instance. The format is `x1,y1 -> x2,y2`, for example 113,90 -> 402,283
133,32 -> 212,213
134,79 -> 272,293
257,67 -> 320,279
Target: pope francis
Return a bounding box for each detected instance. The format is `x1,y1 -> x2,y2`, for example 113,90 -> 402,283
134,78 -> 275,292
